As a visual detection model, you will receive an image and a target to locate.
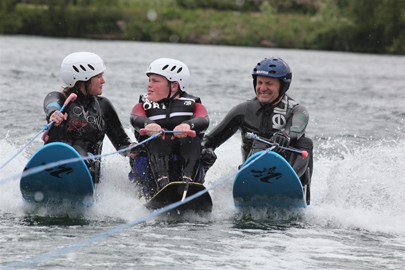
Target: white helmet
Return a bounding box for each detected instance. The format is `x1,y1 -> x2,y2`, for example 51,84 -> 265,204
146,58 -> 190,91
60,52 -> 106,87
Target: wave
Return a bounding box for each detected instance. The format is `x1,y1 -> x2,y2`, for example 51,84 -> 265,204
1,135 -> 404,234
307,138 -> 405,234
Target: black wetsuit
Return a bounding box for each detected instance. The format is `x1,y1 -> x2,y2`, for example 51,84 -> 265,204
129,92 -> 209,198
43,91 -> 131,183
203,95 -> 313,181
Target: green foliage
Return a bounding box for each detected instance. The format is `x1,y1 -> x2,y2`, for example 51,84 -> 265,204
12,2 -> 124,38
176,0 -> 321,13
175,0 -> 258,11
306,0 -> 405,54
0,0 -> 19,11
310,0 -> 354,51
0,0 -> 22,33
262,0 -> 321,14
1,0 -> 404,54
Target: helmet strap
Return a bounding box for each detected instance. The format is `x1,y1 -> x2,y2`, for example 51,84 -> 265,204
84,80 -> 92,96
167,81 -> 182,100
272,94 -> 285,105
272,82 -> 286,105
167,81 -> 172,99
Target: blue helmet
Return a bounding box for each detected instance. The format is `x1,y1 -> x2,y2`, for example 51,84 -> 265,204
252,57 -> 292,96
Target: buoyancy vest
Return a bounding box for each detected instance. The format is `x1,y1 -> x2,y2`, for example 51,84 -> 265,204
139,93 -> 199,130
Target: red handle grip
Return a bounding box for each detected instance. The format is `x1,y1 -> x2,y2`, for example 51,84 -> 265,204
64,93 -> 77,105
139,128 -> 196,137
139,128 -> 149,136
183,130 -> 196,137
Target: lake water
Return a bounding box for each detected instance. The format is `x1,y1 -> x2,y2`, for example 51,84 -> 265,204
0,35 -> 404,269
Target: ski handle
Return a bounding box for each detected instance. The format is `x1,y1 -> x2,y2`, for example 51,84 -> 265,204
246,132 -> 308,158
139,128 -> 196,138
42,93 -> 77,140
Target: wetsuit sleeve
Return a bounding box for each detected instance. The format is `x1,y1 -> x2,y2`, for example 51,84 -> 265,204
100,97 -> 131,151
130,103 -> 154,131
43,91 -> 66,121
182,103 -> 209,133
286,104 -> 309,141
202,103 -> 246,150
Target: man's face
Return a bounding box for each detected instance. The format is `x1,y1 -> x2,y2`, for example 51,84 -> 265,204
255,76 -> 281,104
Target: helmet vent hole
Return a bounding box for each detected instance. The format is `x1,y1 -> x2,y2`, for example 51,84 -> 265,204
269,70 -> 277,74
162,64 -> 169,70
177,67 -> 183,73
170,65 -> 177,71
80,65 -> 86,71
88,64 -> 95,71
269,64 -> 276,68
73,66 -> 80,73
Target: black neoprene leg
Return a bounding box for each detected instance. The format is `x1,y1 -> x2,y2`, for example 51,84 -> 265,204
179,137 -> 202,180
287,136 -> 313,182
72,143 -> 101,184
148,137 -> 171,179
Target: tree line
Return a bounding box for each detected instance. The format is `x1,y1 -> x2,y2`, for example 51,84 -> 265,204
1,0 -> 404,54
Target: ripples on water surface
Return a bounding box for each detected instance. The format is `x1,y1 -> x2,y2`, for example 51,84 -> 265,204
0,36 -> 404,269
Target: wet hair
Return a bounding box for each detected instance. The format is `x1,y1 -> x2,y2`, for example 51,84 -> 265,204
62,80 -> 92,97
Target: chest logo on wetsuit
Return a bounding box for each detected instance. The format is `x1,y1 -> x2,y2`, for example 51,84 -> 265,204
143,101 -> 166,110
251,167 -> 282,183
272,98 -> 288,129
70,105 -> 103,132
272,114 -> 286,129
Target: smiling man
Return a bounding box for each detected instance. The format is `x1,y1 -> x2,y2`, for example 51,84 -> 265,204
201,57 -> 313,191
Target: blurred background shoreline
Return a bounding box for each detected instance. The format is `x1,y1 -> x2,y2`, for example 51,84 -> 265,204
1,0 -> 405,55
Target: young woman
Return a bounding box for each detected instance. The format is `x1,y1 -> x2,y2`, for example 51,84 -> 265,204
44,52 -> 132,183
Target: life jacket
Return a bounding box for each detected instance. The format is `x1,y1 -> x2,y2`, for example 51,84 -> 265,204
139,92 -> 201,130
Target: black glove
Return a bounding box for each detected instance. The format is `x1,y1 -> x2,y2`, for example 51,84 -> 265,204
201,147 -> 217,172
271,131 -> 290,153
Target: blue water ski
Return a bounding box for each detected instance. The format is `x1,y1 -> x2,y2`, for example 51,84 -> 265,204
233,150 -> 306,208
20,142 -> 94,207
